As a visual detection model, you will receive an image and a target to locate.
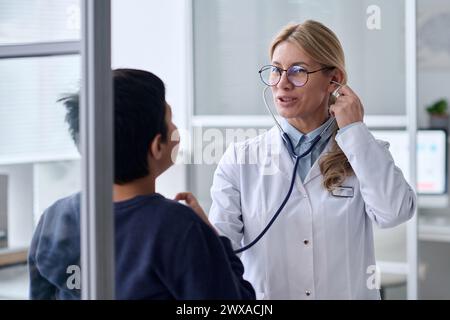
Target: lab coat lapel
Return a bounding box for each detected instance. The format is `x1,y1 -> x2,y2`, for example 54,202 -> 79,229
268,127 -> 309,195
303,137 -> 334,185
268,127 -> 298,183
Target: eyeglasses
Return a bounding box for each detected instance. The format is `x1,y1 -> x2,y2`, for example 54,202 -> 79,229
259,65 -> 334,87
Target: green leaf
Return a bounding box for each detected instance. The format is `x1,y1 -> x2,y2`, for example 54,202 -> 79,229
426,99 -> 448,115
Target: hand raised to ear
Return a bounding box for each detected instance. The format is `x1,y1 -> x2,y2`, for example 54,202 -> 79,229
329,85 -> 364,129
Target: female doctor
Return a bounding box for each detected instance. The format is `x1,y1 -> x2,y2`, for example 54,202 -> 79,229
207,20 -> 416,300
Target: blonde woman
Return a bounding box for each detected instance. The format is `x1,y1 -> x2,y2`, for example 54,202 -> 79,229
206,20 -> 416,299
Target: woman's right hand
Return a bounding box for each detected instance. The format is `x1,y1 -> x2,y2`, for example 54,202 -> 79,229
175,192 -> 218,235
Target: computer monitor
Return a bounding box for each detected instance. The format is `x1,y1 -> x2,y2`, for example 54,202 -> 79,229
370,129 -> 447,195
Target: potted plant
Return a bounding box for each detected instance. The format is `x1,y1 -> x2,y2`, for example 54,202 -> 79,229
427,98 -> 449,131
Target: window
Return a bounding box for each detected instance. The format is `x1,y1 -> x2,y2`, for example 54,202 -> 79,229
0,0 -> 80,45
0,0 -> 81,300
193,0 -> 406,116
0,55 -> 80,163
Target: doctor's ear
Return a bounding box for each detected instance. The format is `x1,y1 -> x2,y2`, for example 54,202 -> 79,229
328,70 -> 344,94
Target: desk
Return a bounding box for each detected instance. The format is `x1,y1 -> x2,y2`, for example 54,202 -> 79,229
0,247 -> 28,267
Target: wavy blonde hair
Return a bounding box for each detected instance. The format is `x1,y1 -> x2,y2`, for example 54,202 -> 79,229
270,20 -> 353,191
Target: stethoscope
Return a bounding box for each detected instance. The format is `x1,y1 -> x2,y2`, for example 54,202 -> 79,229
234,80 -> 343,254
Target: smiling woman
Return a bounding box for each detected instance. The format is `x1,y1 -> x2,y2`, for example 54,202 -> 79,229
207,19 -> 416,300
268,21 -> 354,191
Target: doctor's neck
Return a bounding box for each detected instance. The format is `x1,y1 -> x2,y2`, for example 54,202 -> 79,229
286,108 -> 329,134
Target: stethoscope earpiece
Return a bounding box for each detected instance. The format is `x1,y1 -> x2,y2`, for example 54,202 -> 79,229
330,80 -> 343,99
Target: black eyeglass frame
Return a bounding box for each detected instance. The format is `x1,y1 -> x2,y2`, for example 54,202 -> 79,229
259,65 -> 335,87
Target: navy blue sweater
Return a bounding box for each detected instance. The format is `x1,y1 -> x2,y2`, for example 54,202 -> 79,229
28,193 -> 255,300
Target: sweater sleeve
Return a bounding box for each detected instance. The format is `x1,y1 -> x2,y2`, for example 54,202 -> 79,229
28,215 -> 57,300
154,218 -> 255,300
218,235 -> 256,299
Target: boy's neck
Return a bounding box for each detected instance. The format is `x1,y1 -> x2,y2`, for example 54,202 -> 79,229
113,174 -> 156,202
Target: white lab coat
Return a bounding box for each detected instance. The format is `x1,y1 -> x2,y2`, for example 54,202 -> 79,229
209,122 -> 416,300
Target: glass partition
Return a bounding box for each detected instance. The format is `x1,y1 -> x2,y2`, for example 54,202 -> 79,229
193,0 -> 406,116
191,0 -> 416,300
0,0 -> 80,45
0,0 -> 82,300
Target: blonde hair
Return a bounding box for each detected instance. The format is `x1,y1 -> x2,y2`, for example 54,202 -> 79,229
270,20 -> 353,191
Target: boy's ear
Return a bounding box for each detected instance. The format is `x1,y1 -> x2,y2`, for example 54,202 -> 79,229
149,134 -> 164,160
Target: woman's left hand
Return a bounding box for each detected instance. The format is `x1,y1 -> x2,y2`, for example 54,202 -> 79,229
329,85 -> 364,129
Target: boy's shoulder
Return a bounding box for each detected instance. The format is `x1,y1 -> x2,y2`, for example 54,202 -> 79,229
146,195 -> 203,225
120,194 -> 210,244
39,192 -> 81,228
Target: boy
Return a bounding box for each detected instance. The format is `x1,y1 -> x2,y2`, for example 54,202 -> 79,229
28,69 -> 255,300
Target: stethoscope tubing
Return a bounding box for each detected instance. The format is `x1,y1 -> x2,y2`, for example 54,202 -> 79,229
233,83 -> 341,254
233,135 -> 321,254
